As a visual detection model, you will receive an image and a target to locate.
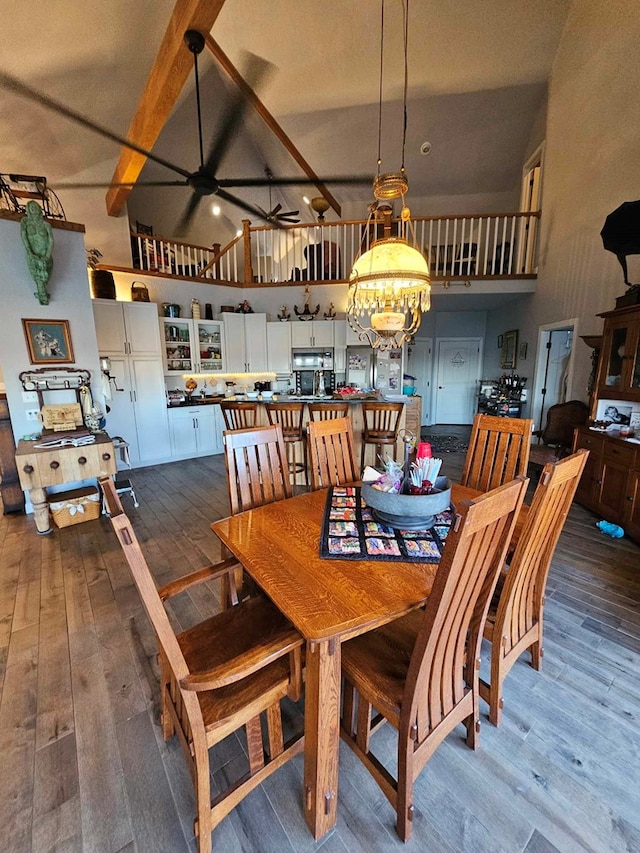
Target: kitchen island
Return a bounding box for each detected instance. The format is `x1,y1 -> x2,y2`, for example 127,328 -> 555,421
166,395 -> 421,469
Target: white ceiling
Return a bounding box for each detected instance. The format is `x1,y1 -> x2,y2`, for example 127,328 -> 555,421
0,0 -> 570,246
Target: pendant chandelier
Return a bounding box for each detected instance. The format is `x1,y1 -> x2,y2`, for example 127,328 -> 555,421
347,0 -> 430,350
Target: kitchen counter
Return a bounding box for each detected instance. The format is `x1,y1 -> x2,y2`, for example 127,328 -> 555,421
167,394 -> 410,408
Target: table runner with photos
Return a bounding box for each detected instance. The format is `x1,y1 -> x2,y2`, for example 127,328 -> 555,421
320,486 -> 454,563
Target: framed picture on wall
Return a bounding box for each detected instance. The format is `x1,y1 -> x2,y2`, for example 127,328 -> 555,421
22,319 -> 75,365
500,329 -> 518,370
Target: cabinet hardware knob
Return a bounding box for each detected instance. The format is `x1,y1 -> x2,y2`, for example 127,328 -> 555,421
102,452 -> 112,461
50,461 -> 60,469
23,464 -> 34,474
627,496 -> 633,501
78,456 -> 87,465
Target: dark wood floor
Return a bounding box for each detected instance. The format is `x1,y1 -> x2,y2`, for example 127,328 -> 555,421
1,445 -> 639,853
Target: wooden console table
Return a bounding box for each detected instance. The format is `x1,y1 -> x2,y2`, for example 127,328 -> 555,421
15,433 -> 116,534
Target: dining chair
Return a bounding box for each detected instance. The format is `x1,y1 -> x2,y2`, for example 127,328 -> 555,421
461,413 -> 533,492
265,401 -> 307,486
306,416 -> 357,491
220,400 -> 258,430
340,475 -> 528,841
479,449 -> 589,725
223,424 -> 292,514
360,401 -> 404,469
308,401 -> 349,420
99,476 -> 304,853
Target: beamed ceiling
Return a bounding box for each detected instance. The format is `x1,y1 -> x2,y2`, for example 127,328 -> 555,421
0,0 -> 571,250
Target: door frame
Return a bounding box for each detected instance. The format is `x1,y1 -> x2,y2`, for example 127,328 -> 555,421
434,337 -> 483,425
406,337 -> 433,426
530,317 -> 579,434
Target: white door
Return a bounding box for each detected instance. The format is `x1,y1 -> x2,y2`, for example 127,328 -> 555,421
195,408 -> 218,455
406,339 -> 432,426
169,409 -> 198,457
434,338 -> 483,424
102,357 -> 139,464
224,313 -> 246,372
244,314 -> 267,372
130,357 -> 171,463
93,301 -> 127,354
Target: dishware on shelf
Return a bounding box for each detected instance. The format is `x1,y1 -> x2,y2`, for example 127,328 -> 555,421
162,303 -> 181,317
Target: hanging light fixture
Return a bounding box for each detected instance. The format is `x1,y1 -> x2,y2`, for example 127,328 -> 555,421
347,0 -> 430,350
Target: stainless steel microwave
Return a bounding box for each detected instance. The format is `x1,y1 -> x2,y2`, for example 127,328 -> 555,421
291,347 -> 334,371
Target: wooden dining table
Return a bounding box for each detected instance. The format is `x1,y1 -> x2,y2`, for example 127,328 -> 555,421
211,481 -> 487,840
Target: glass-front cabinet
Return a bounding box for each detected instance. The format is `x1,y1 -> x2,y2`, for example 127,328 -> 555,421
161,318 -> 225,376
596,305 -> 640,401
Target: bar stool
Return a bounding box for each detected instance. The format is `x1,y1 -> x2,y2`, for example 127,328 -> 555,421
102,436 -> 139,514
308,401 -> 349,421
265,402 -> 307,486
360,402 -> 404,470
220,401 -> 258,430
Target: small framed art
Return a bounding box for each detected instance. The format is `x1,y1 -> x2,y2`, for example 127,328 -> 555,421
22,318 -> 75,365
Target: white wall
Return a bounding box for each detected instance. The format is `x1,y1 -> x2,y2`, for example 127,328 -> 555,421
0,216 -> 102,441
494,0 -> 640,404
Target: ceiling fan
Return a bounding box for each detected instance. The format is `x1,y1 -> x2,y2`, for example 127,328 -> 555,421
0,30 -> 370,234
257,166 -> 300,225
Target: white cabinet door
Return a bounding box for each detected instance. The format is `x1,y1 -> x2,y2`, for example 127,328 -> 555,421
244,313 -> 267,372
129,357 -> 171,462
194,320 -> 225,373
102,357 -> 139,465
334,320 -> 347,372
223,313 -> 246,372
212,405 -> 225,454
291,322 -> 312,348
194,407 -> 218,454
124,303 -> 161,355
312,321 -> 334,348
93,300 -> 161,356
267,322 -> 292,374
93,301 -> 127,354
169,409 -> 198,457
346,319 -> 366,345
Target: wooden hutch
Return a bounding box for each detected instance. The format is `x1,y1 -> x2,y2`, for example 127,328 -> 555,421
573,303 -> 640,542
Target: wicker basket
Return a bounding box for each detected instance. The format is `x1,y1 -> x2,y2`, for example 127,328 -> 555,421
48,486 -> 101,528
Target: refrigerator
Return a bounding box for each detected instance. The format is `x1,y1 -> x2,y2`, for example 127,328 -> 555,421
345,346 -> 404,392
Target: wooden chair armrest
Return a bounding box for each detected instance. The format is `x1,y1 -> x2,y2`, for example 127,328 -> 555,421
179,629 -> 304,691
157,557 -> 239,601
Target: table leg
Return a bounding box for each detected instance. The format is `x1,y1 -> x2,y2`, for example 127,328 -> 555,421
29,487 -> 52,535
303,638 -> 341,839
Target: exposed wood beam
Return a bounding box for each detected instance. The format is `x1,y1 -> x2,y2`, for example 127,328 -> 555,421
106,0 -> 227,217
204,35 -> 342,217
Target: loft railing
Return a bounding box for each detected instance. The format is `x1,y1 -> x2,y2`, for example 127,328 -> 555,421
129,211 -> 540,286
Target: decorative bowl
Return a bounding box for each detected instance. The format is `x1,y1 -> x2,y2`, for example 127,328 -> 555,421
261,390 -> 274,399
361,476 -> 452,531
246,391 -> 259,399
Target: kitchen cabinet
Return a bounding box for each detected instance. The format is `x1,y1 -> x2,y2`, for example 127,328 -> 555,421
103,356 -> 171,467
267,321 -> 292,374
573,426 -> 640,542
223,313 -> 267,373
291,320 -> 334,349
594,305 -> 640,404
93,299 -> 161,356
161,318 -> 225,376
168,405 -> 224,458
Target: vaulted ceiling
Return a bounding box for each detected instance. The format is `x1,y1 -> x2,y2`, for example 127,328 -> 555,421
0,0 -> 570,248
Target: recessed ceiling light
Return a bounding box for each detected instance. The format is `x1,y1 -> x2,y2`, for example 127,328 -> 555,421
420,141 -> 432,156
212,204 -> 221,216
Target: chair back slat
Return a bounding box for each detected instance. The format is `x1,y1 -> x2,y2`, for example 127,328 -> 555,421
402,476 -> 528,743
220,401 -> 258,430
224,425 -> 292,514
498,450 -> 589,651
362,402 -> 404,441
462,414 -> 533,492
309,402 -> 349,420
307,417 -> 357,490
265,402 -> 305,439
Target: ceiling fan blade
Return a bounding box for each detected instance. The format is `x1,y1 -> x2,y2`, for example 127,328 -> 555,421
278,217 -> 301,224
50,180 -> 188,190
269,203 -> 282,217
277,210 -> 299,218
202,51 -> 275,177
0,71 -> 193,181
217,188 -> 283,227
218,175 -> 373,188
176,192 -> 203,236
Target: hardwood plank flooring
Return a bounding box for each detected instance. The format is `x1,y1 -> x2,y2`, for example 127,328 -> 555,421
0,441 -> 639,852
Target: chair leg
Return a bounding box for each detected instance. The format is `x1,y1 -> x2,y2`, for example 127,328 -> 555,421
342,680 -> 356,737
194,752 -> 213,853
396,738 -> 415,842
530,616 -> 544,671
361,438 -> 367,473
356,693 -> 372,754
159,652 -> 175,741
246,715 -> 266,775
488,646 -> 506,727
